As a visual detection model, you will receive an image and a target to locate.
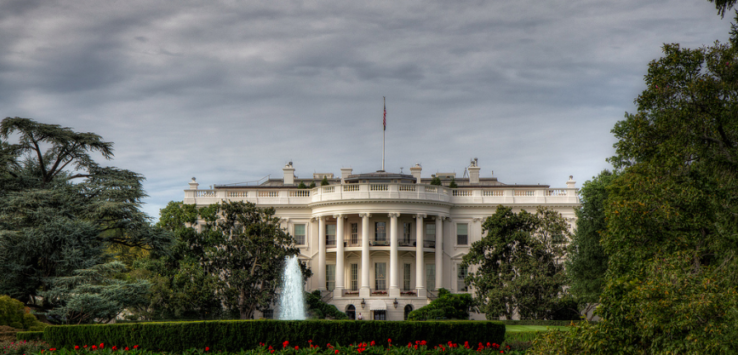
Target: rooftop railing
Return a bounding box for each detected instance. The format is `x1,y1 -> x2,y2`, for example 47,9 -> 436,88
184,183 -> 579,205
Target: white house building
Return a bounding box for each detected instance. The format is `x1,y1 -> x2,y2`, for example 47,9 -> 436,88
183,160 -> 580,321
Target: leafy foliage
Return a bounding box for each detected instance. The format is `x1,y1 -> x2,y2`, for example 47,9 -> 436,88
448,177 -> 458,188
565,170 -> 617,315
320,176 -> 329,186
462,206 -> 570,320
309,181 -> 316,188
407,288 -> 472,320
297,181 -> 307,189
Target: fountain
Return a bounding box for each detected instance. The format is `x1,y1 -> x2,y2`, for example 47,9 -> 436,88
278,255 -> 306,320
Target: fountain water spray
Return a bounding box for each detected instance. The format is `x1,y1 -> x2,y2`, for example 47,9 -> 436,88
278,255 -> 306,320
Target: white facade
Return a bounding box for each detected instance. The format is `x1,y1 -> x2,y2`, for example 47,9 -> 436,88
183,161 -> 580,321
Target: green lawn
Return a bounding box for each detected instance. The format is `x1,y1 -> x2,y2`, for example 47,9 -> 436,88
505,325 -> 571,332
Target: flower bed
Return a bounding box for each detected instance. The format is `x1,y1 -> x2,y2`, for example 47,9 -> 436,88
6,340 -> 524,355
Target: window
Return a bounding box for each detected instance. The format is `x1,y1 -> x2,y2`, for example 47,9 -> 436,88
294,224 -> 306,245
425,223 -> 436,248
457,265 -> 468,292
426,264 -> 436,291
351,223 -> 358,245
326,224 -> 336,246
326,264 -> 335,291
350,264 -> 359,290
373,310 -> 386,320
457,223 -> 468,245
403,263 -> 411,290
404,305 -> 413,320
375,222 -> 386,241
375,262 -> 387,290
402,223 -> 412,245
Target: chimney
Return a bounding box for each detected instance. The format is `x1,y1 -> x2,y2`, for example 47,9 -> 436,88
468,158 -> 480,184
410,164 -> 422,184
566,175 -> 576,189
283,162 -> 295,185
189,177 -> 199,190
340,167 -> 353,184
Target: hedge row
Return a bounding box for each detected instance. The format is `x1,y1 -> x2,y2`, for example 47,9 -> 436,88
497,320 -> 582,326
45,320 -> 505,352
17,331 -> 45,341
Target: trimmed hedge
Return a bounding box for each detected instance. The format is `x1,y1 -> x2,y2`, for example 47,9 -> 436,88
497,320 -> 581,326
17,331 -> 44,341
45,320 -> 505,351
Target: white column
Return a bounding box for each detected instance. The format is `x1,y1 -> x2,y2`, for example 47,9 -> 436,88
359,213 -> 371,298
389,213 -> 400,298
334,214 -> 345,298
435,216 -> 443,291
318,216 -> 326,291
415,214 -> 427,297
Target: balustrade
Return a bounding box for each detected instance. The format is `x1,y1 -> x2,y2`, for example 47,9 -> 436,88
482,190 -> 504,196
289,190 -> 310,197
514,190 -> 535,196
452,189 -> 472,196
343,185 -> 360,192
323,186 -> 335,193
546,189 -> 567,196
370,184 -> 388,191
258,191 -> 279,197
399,185 -> 416,192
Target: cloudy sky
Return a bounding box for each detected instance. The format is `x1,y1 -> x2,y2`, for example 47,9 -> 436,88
1,0 -> 734,220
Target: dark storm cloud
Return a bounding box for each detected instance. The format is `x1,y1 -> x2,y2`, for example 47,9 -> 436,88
0,0 -> 733,218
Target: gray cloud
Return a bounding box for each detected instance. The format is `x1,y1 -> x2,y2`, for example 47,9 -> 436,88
0,0 -> 733,219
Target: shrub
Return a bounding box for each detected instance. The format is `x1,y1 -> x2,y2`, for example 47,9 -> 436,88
297,181 -> 307,189
44,320 -> 505,352
0,296 -> 46,331
306,291 -> 347,320
0,339 -> 50,355
16,331 -> 44,341
320,177 -> 329,186
407,289 -> 473,320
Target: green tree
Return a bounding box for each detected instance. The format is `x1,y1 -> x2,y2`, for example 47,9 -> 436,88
449,177 -> 458,188
565,170 -> 617,319
320,176 -> 329,186
708,0 -> 736,17
0,118 -> 171,315
0,295 -> 46,330
132,201 -> 221,320
309,181 -> 316,188
198,201 -> 311,319
462,206 -> 570,320
297,181 -> 307,189
533,24 -> 738,355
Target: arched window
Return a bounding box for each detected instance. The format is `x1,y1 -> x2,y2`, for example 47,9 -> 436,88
346,304 -> 356,320
404,304 -> 413,320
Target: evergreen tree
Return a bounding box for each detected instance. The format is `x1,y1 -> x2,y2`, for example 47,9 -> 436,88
0,117 -> 171,315
297,181 -> 307,189
321,176 -> 329,186
430,176 -> 442,186
449,177 -> 458,188
309,181 -> 316,188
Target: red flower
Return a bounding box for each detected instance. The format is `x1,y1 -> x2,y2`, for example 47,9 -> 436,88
92,345 -> 97,350
334,350 -> 339,354
270,350 -> 274,354
112,346 -> 118,351
414,345 -> 418,350
308,340 -> 312,343
421,340 -> 426,346
283,341 -> 289,348
370,341 -> 375,346
407,343 -> 412,348
75,346 -> 80,350
125,347 -> 129,351
134,345 -> 139,350
50,348 -> 56,351
100,344 -> 104,349
84,346 -> 88,349
205,347 -> 210,352
388,339 -> 392,343
295,346 -> 299,350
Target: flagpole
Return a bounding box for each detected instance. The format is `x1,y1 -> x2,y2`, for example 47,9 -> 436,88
382,97 -> 386,172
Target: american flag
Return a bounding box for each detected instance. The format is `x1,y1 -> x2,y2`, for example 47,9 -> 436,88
383,98 -> 386,131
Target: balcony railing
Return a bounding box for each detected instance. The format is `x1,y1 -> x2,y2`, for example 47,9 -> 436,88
184,183 -> 579,206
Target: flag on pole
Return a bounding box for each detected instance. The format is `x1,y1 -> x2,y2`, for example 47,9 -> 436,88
383,97 -> 387,131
